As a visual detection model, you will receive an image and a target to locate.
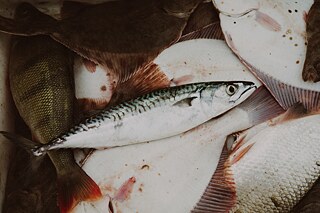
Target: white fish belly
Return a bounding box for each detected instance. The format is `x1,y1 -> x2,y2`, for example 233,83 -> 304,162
217,0 -> 317,91
59,101 -> 222,148
155,39 -> 261,87
72,108 -> 254,213
231,114 -> 320,212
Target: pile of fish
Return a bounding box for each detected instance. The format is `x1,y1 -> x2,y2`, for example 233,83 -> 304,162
0,0 -> 319,212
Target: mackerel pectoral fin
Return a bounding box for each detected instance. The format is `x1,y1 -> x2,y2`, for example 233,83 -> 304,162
238,86 -> 285,125
108,62 -> 170,106
179,22 -> 224,41
240,59 -> 320,110
56,158 -> 102,213
192,145 -> 236,212
173,97 -> 197,107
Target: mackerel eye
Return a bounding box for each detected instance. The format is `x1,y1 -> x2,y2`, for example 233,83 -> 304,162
226,84 -> 238,96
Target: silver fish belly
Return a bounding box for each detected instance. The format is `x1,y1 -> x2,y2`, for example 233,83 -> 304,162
34,81 -> 256,155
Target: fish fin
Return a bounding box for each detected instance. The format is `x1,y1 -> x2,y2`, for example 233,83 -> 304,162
192,145 -> 236,213
239,58 -> 320,110
238,86 -> 285,125
61,1 -> 91,19
57,163 -> 102,213
179,22 -> 224,42
82,58 -> 97,73
229,143 -> 254,165
173,97 -> 197,107
227,131 -> 248,153
77,98 -> 109,112
255,10 -> 281,32
0,131 -> 40,153
0,3 -> 57,35
170,75 -> 195,86
273,103 -> 309,125
108,62 -> 170,106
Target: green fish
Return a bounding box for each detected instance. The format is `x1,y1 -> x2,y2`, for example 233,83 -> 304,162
8,34 -> 102,213
302,0 -> 320,82
0,0 -> 202,83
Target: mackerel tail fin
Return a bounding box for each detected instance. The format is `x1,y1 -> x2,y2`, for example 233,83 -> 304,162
57,162 -> 102,213
0,2 -> 57,36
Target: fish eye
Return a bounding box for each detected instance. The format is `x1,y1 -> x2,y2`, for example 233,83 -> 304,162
226,84 -> 238,96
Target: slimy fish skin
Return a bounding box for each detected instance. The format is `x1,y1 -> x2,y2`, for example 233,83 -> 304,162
3,81 -> 256,156
7,35 -> 101,213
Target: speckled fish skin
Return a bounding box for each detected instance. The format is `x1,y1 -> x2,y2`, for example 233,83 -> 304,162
0,0 -> 202,83
226,107 -> 320,212
8,35 -> 101,212
212,0 -> 320,110
33,81 -> 256,155
302,0 -> 320,82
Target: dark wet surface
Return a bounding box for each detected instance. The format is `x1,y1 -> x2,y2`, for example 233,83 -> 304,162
3,115 -> 59,213
2,1 -> 320,213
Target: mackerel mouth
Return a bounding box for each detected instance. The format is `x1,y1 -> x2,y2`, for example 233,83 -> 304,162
231,83 -> 257,103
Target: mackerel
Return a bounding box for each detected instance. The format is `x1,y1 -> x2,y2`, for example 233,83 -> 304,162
2,81 -> 256,156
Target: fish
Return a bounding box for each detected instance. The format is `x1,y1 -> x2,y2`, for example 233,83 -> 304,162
292,177 -> 320,212
0,0 -> 202,84
73,57 -> 116,112
212,0 -> 320,109
71,86 -> 283,212
7,34 -> 101,213
179,1 -> 224,41
302,0 -> 320,82
74,38 -> 260,113
73,56 -> 170,113
193,103 -> 320,212
1,81 -> 256,156
154,39 -> 262,87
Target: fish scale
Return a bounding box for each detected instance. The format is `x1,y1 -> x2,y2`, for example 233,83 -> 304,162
30,81 -> 256,155
230,113 -> 320,212
7,34 -> 102,213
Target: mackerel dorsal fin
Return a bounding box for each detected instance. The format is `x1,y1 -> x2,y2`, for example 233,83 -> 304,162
108,62 -> 170,106
192,145 -> 236,213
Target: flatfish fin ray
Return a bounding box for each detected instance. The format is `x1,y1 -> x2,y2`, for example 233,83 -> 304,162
192,144 -> 236,213
240,58 -> 320,110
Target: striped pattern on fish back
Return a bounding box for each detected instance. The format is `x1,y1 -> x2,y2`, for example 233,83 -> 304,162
54,82 -> 218,141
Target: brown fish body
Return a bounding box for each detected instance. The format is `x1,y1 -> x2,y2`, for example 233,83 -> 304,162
8,35 -> 101,213
302,0 -> 320,82
0,0 -> 202,82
